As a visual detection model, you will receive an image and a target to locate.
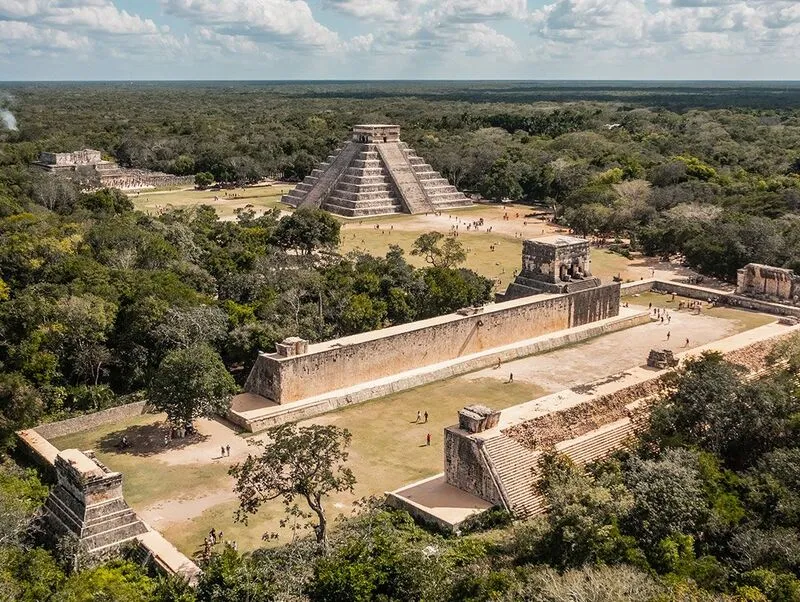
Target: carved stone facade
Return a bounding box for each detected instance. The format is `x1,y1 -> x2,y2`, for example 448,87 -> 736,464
504,235 -> 602,299
282,125 -> 471,217
44,449 -> 147,557
737,263 -> 800,304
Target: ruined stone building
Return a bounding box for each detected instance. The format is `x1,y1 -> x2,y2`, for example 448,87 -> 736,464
503,235 -> 602,299
44,448 -> 147,557
34,149 -> 193,191
282,125 -> 472,217
737,263 -> 800,304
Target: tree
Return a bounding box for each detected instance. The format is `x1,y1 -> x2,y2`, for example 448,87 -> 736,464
271,208 -> 341,255
564,203 -> 612,237
480,157 -> 523,202
230,423 -> 356,549
148,343 -> 237,424
410,232 -> 466,268
194,172 -> 214,188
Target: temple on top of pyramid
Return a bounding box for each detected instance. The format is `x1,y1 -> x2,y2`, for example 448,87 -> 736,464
282,125 -> 472,217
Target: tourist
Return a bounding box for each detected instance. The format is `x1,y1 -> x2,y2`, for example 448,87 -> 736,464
218,530 -> 223,543
424,411 -> 428,423
163,435 -> 168,447
667,315 -> 671,324
416,410 -> 421,423
509,373 -> 514,383
220,445 -> 225,457
426,433 -> 431,446
685,337 -> 690,347
667,331 -> 671,341
226,444 -> 231,457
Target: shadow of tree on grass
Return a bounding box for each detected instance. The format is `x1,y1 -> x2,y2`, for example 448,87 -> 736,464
96,423 -> 210,457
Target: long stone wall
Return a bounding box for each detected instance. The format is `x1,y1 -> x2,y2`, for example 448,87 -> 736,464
245,283 -> 621,405
444,326 -> 798,520
232,310 -> 649,432
34,402 -> 147,440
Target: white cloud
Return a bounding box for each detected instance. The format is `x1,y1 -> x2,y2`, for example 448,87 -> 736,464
0,19 -> 91,55
529,0 -> 800,60
163,0 -> 340,50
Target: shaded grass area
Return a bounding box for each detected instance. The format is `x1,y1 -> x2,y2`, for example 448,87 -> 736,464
50,413 -> 231,508
630,291 -> 776,333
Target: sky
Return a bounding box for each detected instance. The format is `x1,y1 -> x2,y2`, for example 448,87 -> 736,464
0,0 -> 799,80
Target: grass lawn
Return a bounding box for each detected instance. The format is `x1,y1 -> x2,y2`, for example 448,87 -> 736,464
629,291 -> 776,333
50,413 -> 233,508
49,373 -> 544,556
340,224 -> 636,292
131,184 -> 294,219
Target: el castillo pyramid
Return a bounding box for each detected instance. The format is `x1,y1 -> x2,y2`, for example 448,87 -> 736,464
282,125 -> 472,217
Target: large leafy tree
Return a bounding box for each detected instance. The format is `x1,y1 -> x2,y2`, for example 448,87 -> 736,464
410,231 -> 467,269
230,423 -> 356,549
148,343 -> 237,424
270,208 -> 340,255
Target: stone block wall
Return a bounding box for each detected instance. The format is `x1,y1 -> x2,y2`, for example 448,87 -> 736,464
444,428 -> 504,507
34,402 -> 147,440
245,283 -> 621,404
737,263 -> 800,302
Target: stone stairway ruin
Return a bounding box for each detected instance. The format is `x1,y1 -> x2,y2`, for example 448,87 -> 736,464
44,449 -> 147,558
282,125 -> 471,217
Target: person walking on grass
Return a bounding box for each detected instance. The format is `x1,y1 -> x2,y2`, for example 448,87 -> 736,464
424,411 -> 428,423
416,410 -> 421,423
426,433 -> 431,446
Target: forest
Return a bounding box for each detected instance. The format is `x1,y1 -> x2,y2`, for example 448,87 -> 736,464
1,81 -> 800,600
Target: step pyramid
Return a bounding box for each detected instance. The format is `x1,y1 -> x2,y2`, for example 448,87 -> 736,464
282,124 -> 472,217
44,449 -> 147,558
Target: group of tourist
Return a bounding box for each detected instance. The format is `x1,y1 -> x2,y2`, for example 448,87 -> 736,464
201,527 -> 237,559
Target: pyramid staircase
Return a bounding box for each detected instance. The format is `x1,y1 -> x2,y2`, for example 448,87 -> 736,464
282,126 -> 471,217
479,416 -> 638,519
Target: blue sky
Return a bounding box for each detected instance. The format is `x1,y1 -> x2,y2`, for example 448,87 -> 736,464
1,0 -> 798,80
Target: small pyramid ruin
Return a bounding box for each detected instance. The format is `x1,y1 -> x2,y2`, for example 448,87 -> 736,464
282,125 -> 472,217
44,449 -> 147,558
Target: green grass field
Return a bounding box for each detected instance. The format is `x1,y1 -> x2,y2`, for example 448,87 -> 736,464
50,374 -> 544,555
132,184 -> 293,219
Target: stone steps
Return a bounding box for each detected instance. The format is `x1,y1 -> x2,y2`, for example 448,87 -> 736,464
482,435 -> 543,517
376,143 -> 435,214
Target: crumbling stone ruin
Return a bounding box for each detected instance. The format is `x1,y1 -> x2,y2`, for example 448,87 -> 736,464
458,405 -> 501,433
737,263 -> 800,304
34,149 -> 193,191
647,349 -> 677,369
503,236 -> 602,299
282,125 -> 472,217
44,448 -> 147,558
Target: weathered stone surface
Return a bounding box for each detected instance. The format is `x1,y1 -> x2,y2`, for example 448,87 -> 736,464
34,149 -> 192,191
504,236 -> 601,299
244,283 -> 621,405
737,263 -> 800,304
647,348 -> 677,369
